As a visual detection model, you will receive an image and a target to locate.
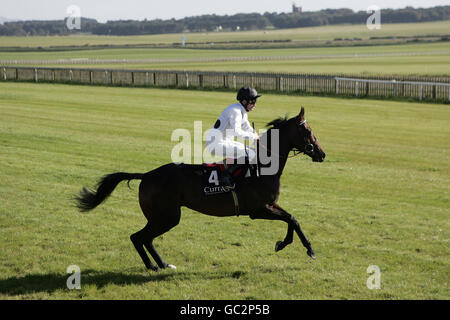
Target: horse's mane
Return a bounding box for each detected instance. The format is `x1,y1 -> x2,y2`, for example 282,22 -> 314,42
266,115 -> 289,129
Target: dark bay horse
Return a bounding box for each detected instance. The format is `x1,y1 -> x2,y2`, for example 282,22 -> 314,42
75,107 -> 326,271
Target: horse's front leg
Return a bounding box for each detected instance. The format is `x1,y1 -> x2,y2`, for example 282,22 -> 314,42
272,204 -> 315,259
274,223 -> 294,252
249,204 -> 315,259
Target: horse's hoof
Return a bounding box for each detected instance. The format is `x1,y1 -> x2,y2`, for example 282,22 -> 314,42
275,241 -> 284,252
307,249 -> 316,260
167,264 -> 177,269
147,266 -> 159,272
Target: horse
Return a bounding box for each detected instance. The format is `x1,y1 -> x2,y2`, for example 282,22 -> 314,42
75,107 -> 326,271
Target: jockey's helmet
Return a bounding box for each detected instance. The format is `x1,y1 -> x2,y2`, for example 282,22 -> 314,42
237,87 -> 261,103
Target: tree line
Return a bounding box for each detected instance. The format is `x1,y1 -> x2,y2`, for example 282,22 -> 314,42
1,6 -> 449,36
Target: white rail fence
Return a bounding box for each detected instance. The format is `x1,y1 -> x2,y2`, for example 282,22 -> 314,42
335,77 -> 450,101
1,66 -> 449,102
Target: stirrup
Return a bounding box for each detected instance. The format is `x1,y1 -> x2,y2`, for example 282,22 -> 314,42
220,172 -> 235,189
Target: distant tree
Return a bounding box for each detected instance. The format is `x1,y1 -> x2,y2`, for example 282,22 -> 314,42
0,6 -> 449,37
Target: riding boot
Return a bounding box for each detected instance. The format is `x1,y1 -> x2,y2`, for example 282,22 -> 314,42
220,155 -> 249,188
219,165 -> 237,188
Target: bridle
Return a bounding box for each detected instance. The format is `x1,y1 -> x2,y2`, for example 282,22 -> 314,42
292,119 -> 315,158
258,119 -> 316,159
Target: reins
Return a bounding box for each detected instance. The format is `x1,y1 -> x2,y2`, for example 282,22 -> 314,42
256,119 -> 309,160
257,139 -> 303,160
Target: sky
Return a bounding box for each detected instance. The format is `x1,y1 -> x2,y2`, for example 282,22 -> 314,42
1,0 -> 450,22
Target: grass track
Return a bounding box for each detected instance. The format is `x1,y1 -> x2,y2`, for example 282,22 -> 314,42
0,82 -> 449,299
2,42 -> 449,76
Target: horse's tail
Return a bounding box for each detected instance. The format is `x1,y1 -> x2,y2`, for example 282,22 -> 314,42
75,172 -> 145,212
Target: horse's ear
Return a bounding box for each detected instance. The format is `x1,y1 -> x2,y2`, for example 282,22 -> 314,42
299,107 -> 305,121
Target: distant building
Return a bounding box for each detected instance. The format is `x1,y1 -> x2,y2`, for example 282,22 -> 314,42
292,3 -> 302,13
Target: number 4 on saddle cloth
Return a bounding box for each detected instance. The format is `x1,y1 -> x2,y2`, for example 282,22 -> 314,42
202,159 -> 258,197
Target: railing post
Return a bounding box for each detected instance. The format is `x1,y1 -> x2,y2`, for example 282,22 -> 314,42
12,68 -> 447,102
3,67 -> 6,81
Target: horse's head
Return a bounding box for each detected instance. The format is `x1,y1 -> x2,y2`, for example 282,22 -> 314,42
292,107 -> 326,162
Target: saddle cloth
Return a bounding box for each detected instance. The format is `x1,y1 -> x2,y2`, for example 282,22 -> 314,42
201,162 -> 251,196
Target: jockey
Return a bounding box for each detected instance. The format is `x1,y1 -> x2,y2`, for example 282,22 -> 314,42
205,86 -> 261,187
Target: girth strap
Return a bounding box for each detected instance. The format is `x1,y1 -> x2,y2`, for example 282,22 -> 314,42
231,190 -> 240,217
223,162 -> 240,216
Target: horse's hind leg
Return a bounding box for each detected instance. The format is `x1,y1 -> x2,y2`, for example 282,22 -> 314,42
141,207 -> 181,270
144,240 -> 176,270
130,227 -> 158,271
142,224 -> 177,270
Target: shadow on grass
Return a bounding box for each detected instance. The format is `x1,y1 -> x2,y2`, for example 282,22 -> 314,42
0,268 -> 247,296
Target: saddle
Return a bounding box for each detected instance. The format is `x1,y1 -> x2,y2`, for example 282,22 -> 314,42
201,161 -> 256,197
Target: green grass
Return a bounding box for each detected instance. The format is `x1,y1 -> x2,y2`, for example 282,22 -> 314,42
101,49 -> 448,76
1,21 -> 450,47
0,82 -> 449,299
2,42 -> 449,77
2,41 -> 448,60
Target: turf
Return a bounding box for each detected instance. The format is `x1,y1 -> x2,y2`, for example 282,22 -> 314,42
2,42 -> 449,77
0,82 -> 448,299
